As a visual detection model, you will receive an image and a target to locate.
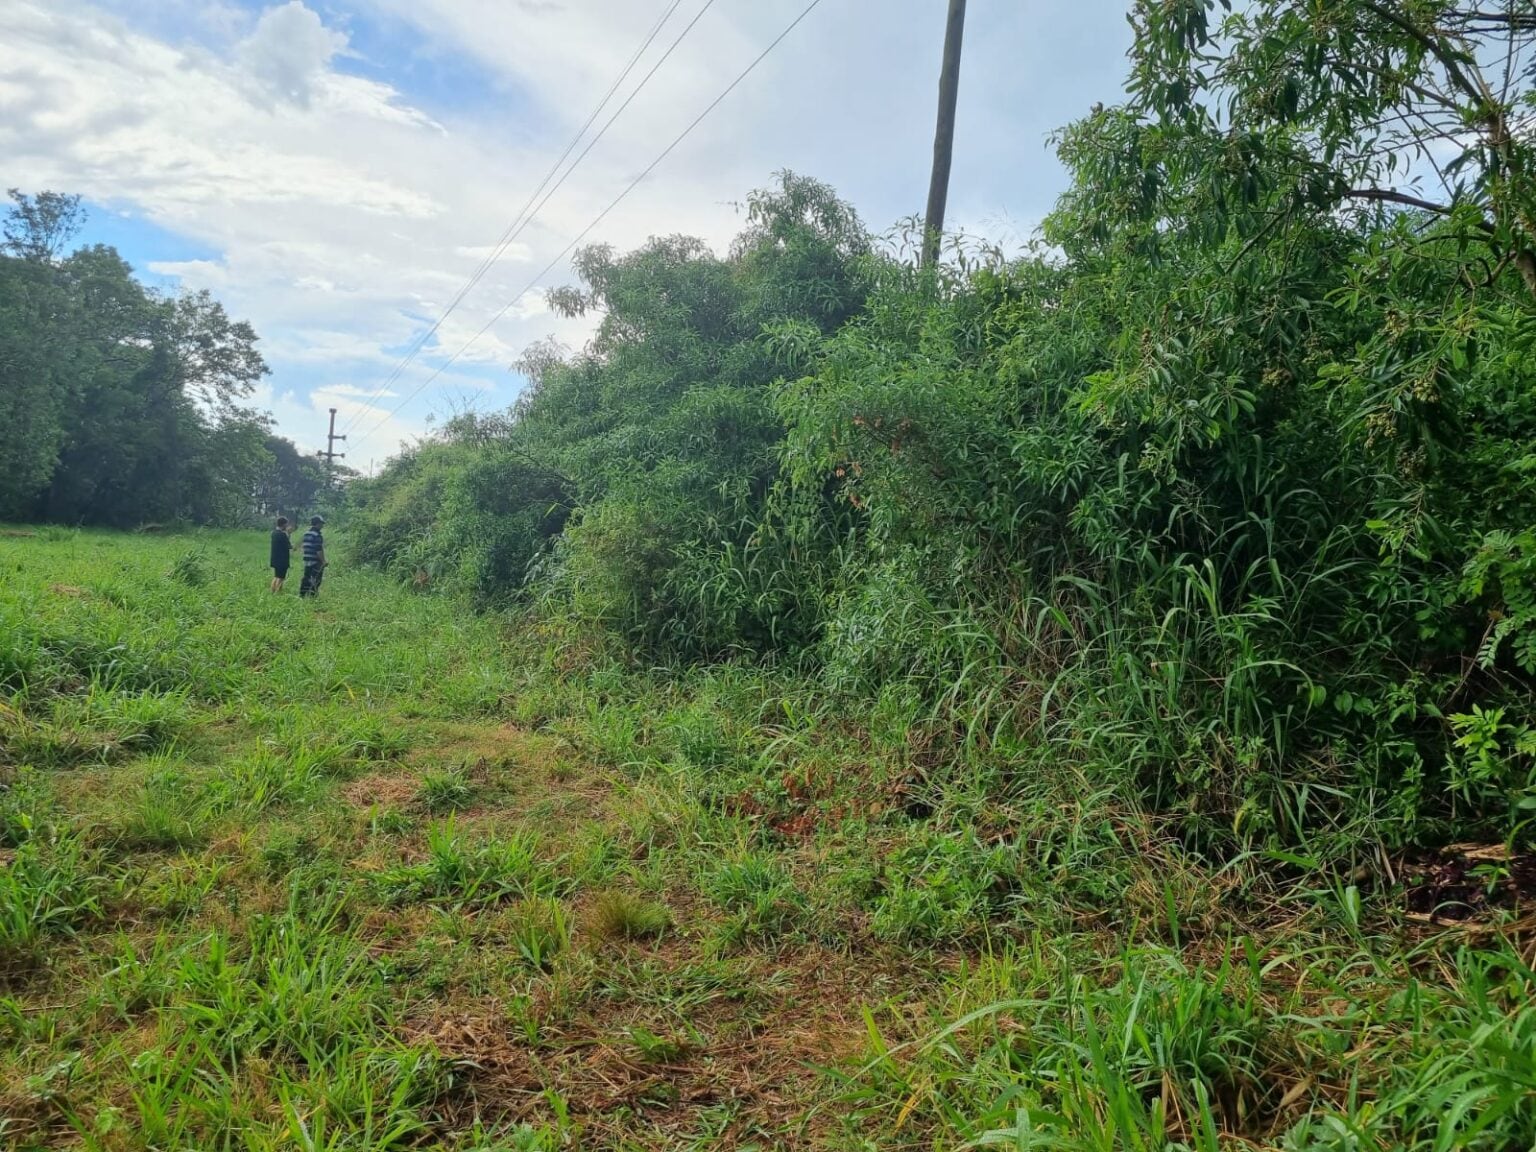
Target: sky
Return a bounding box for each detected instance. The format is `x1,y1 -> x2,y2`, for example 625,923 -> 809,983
0,0 -> 1136,470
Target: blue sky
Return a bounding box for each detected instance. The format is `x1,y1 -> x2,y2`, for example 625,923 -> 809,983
75,205 -> 221,291
2,0 -> 1136,469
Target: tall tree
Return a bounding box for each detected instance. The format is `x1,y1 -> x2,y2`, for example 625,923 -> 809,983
0,189 -> 274,526
2,189 -> 83,263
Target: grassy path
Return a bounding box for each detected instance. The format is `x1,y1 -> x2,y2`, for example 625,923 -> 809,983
3,531 -> 1535,1150
0,531 -> 912,1149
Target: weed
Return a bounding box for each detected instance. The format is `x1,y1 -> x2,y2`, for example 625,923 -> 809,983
167,548 -> 210,588
626,1025 -> 691,1064
0,769 -> 51,845
703,849 -> 805,942
0,835 -> 98,966
376,820 -> 555,907
419,766 -> 475,814
368,807 -> 414,835
504,896 -> 572,971
591,890 -> 671,942
869,829 -> 1017,946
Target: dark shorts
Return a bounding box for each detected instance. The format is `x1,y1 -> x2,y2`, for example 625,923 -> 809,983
272,563 -> 290,579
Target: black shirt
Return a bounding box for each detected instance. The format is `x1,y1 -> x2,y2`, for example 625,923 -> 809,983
270,529 -> 292,568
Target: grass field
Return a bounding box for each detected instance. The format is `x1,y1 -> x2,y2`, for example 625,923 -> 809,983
2,529 -> 1534,1151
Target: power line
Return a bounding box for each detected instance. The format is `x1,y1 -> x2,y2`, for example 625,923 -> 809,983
340,0 -> 694,436
354,0 -> 828,450
342,0 -> 691,434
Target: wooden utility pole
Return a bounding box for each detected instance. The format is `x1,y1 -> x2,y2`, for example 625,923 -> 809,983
321,407 -> 346,486
923,0 -> 967,268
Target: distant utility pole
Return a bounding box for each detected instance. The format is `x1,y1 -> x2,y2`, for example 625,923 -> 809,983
321,407 -> 346,487
923,0 -> 967,268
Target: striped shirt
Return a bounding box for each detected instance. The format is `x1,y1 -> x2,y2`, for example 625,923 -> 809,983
301,529 -> 324,566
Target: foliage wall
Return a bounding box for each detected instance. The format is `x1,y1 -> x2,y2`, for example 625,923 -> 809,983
352,1 -> 1536,857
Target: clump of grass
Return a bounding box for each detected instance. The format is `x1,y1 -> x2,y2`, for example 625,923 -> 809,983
114,767 -> 209,852
504,896 -> 571,971
704,850 -> 805,943
166,548 -> 210,588
590,890 -> 671,942
1,714 -> 119,769
433,669 -> 508,717
261,829 -> 323,881
115,792 -> 207,854
201,747 -> 330,819
133,854 -> 227,920
100,891 -> 450,1143
0,835 -> 99,967
341,714 -> 411,761
368,807 -> 414,836
418,766 -> 474,814
376,821 -> 555,907
82,687 -> 191,753
0,769 -> 52,846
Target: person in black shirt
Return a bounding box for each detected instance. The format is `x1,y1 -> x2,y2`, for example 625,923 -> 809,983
269,517 -> 293,593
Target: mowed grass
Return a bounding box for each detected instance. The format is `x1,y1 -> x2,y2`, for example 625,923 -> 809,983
2,529 -> 1534,1151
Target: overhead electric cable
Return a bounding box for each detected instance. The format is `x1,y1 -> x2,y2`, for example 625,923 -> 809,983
354,0 -> 827,449
339,0 -> 694,435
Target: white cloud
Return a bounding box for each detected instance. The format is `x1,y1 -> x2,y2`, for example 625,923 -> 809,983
237,0 -> 346,108
322,384 -> 399,398
0,0 -> 1135,467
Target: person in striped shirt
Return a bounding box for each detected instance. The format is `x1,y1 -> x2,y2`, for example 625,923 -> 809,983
298,516 -> 327,598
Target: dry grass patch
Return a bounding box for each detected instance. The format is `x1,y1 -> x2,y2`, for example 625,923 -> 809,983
340,769 -> 421,810
407,942 -> 915,1149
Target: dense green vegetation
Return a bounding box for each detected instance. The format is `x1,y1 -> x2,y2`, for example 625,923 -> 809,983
355,0 -> 1536,864
0,191 -> 325,527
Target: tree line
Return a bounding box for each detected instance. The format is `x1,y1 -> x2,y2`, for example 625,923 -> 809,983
0,190 -> 325,528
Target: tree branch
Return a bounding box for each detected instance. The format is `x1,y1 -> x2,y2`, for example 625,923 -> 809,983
1445,10 -> 1536,30
1342,188 -> 1455,214
1356,0 -> 1485,104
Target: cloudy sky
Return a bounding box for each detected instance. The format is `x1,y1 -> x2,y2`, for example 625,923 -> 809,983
0,0 -> 1135,469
